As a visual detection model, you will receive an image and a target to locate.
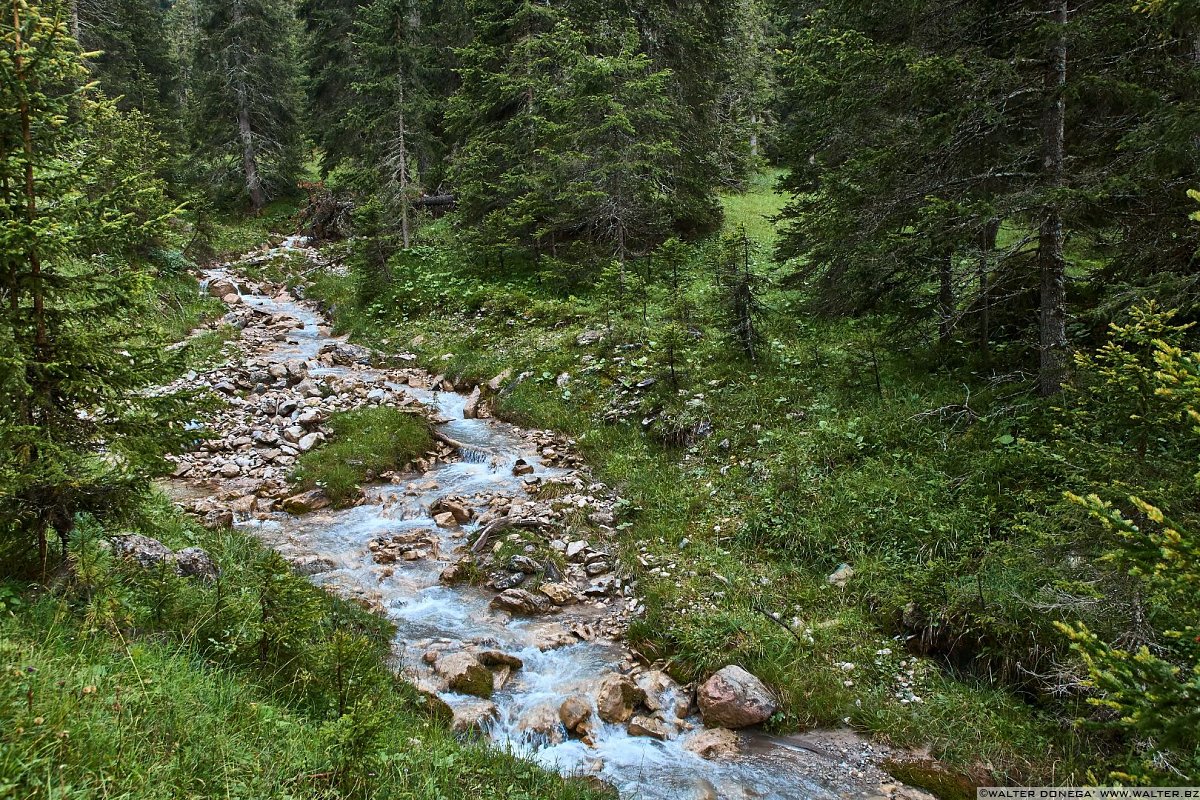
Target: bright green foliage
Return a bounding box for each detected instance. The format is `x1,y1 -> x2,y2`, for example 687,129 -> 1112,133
0,0 -> 193,563
187,0 -> 304,211
1056,317 -> 1200,782
1064,303 -> 1195,461
291,407 -> 434,505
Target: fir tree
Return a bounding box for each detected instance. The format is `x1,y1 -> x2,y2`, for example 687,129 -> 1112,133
0,0 -> 193,566
189,0 -> 303,212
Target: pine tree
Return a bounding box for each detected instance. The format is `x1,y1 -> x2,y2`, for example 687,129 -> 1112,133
0,0 -> 193,566
76,0 -> 178,117
299,0 -> 362,172
189,0 -> 303,212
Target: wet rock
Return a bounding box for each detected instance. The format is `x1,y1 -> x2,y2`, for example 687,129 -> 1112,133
490,588 -> 554,616
439,562 -> 469,585
538,582 -> 577,605
282,488 -> 330,514
511,459 -> 535,477
697,665 -> 777,729
433,511 -> 458,528
175,547 -> 219,581
110,533 -> 174,569
435,652 -> 494,698
431,497 -> 472,524
477,650 -> 524,670
452,700 -> 498,735
683,727 -> 741,760
207,278 -> 236,298
515,702 -> 565,745
628,714 -> 672,741
558,695 -> 593,737
636,669 -> 687,717
595,673 -> 645,724
462,386 -> 483,419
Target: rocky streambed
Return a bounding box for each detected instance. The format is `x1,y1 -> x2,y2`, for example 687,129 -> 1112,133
162,239 -> 932,800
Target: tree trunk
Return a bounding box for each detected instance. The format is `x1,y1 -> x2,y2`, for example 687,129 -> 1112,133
749,110 -> 759,158
938,248 -> 954,345
236,88 -> 266,214
978,218 -> 1000,361
1038,0 -> 1069,397
232,0 -> 265,214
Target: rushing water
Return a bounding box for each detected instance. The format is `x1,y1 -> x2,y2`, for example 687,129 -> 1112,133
201,253 -> 892,800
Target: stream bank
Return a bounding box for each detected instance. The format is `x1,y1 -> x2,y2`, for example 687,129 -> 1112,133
164,239 -> 933,800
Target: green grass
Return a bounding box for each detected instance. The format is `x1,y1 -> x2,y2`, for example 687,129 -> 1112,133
720,167 -> 788,244
291,407 -> 434,506
0,499 -> 612,800
236,172 -> 1185,785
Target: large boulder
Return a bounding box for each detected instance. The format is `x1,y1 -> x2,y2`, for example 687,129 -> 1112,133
696,665 -> 777,729
435,652 -> 494,698
595,673 -> 645,724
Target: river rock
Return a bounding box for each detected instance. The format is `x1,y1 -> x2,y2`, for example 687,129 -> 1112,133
490,588 -> 553,615
683,727 -> 741,759
477,650 -> 524,670
433,511 -> 458,528
291,555 -> 337,575
595,673 -> 645,724
431,497 -> 472,524
538,582 -> 577,605
297,432 -> 323,452
463,386 -> 483,419
636,669 -> 688,717
628,714 -> 672,740
207,278 -> 236,298
515,702 -> 565,744
511,459 -> 535,476
435,652 -> 494,698
174,547 -> 219,581
696,665 -> 777,729
282,488 -> 330,514
558,695 -> 593,737
451,700 -> 498,735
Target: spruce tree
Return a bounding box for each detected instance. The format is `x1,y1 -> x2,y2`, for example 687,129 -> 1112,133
0,0 -> 193,566
189,0 -> 303,212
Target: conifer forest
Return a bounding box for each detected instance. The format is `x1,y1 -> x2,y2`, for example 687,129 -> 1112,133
2,0 -> 1199,797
